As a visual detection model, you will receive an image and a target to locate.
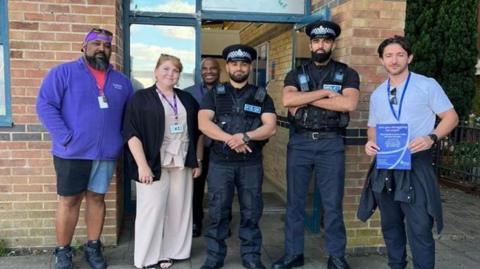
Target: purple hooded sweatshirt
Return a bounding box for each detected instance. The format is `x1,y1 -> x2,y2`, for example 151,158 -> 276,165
36,57 -> 134,160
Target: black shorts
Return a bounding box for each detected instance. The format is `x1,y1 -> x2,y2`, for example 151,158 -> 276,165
53,156 -> 93,196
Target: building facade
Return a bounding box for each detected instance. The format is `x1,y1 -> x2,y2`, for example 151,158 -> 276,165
0,0 -> 406,250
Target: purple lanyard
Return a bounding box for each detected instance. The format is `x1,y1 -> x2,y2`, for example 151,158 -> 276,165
387,72 -> 411,122
157,89 -> 178,120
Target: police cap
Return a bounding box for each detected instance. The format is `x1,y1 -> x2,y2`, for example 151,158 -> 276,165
222,44 -> 257,63
305,20 -> 341,40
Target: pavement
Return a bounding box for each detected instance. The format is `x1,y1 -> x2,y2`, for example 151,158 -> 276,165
0,185 -> 479,269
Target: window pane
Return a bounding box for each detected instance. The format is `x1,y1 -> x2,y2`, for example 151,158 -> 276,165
0,44 -> 5,116
203,0 -> 304,14
130,24 -> 196,90
130,0 -> 195,13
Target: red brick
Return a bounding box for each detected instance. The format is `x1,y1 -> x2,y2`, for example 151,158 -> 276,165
29,176 -> 55,184
43,184 -> 57,193
24,13 -> 56,22
10,50 -> 23,59
24,32 -> 55,41
9,22 -> 39,31
40,4 -> 71,13
88,0 -> 116,5
13,115 -> 41,124
11,78 -> 43,87
0,193 -> 28,201
0,185 -> 12,192
12,167 -> 43,176
71,5 -> 102,14
55,14 -> 86,23
28,142 -> 51,150
39,23 -> 70,32
0,142 -> 28,150
28,193 -> 58,202
23,51 -> 56,60
0,159 -> 27,167
27,159 -> 53,167
10,41 -> 40,50
14,185 -> 43,193
55,32 -> 85,42
85,15 -> 103,24
353,29 -> 380,38
55,52 -> 81,61
9,2 -> 40,12
25,69 -> 48,78
101,6 -> 115,15
10,69 -> 26,78
10,60 -> 42,69
56,0 -> 86,3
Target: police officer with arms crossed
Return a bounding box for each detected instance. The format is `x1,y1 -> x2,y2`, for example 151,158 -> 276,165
184,58 -> 221,237
198,44 -> 277,269
358,35 -> 458,269
272,20 -> 359,269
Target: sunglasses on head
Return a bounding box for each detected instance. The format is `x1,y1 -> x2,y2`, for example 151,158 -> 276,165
90,28 -> 113,36
389,87 -> 397,105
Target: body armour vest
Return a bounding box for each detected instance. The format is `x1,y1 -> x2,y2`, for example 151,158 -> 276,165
211,83 -> 267,161
292,60 -> 350,131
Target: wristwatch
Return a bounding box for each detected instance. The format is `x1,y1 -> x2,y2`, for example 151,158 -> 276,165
242,132 -> 251,144
428,133 -> 438,144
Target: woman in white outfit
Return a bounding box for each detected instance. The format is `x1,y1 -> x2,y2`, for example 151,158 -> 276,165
123,54 -> 203,269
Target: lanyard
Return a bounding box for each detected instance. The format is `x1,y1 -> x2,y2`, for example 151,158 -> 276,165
157,89 -> 178,120
387,72 -> 411,122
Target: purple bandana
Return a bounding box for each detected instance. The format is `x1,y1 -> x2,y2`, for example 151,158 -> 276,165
84,30 -> 113,44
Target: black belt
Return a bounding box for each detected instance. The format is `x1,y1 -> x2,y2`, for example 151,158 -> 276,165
296,130 -> 341,140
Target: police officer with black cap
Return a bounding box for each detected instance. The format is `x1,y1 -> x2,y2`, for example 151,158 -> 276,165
272,20 -> 360,269
198,44 -> 277,269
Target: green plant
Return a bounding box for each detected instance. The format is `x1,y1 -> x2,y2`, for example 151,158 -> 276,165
0,239 -> 9,257
453,141 -> 480,171
405,0 -> 479,118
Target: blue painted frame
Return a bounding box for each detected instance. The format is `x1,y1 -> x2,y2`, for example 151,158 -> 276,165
122,0 -> 314,213
0,0 -> 12,127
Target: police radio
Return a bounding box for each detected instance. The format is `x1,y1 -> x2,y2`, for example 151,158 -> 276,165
216,83 -> 226,95
298,65 -> 310,92
253,87 -> 267,103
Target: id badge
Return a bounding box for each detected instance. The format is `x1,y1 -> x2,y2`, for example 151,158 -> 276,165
323,84 -> 342,93
98,96 -> 109,109
170,123 -> 184,134
244,104 -> 262,114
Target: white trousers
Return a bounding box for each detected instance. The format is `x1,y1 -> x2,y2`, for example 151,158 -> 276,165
134,167 -> 193,268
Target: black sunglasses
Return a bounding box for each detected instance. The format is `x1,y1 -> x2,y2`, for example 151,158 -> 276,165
389,87 -> 397,105
91,28 -> 113,36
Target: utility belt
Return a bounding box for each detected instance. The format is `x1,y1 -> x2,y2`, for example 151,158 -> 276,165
295,128 -> 342,140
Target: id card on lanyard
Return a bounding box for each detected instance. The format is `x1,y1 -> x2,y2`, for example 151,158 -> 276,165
158,89 -> 184,134
376,73 -> 412,170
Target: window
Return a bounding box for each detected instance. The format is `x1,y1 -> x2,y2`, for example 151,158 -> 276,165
130,0 -> 196,14
0,0 -> 12,126
203,0 -> 305,14
129,24 -> 196,90
253,42 -> 269,88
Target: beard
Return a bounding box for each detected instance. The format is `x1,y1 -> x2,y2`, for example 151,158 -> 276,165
85,52 -> 110,71
386,64 -> 409,76
229,72 -> 249,83
311,50 -> 332,63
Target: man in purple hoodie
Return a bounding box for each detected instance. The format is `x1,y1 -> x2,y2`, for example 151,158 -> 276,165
36,28 -> 134,269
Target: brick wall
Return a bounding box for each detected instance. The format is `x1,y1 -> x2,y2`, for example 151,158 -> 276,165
1,0 -> 124,248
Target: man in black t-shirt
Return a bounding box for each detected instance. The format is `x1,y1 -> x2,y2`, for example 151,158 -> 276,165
272,21 -> 360,269
198,44 -> 277,269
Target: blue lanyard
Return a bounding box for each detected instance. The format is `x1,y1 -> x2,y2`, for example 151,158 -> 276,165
387,72 -> 411,122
